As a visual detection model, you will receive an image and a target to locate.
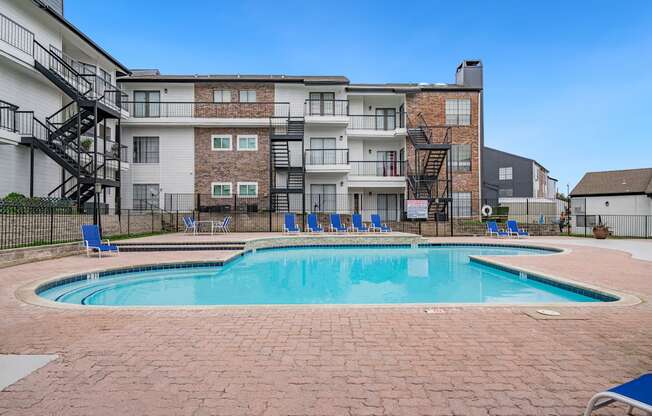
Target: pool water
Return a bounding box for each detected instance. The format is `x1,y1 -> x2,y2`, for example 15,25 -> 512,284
39,245 -> 602,306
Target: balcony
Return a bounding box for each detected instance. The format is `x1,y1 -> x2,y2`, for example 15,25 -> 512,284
123,101 -> 291,125
0,100 -> 20,144
304,99 -> 349,124
305,149 -> 350,173
349,160 -> 406,188
347,114 -> 406,137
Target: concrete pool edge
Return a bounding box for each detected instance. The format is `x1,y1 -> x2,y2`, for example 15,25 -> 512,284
16,239 -> 640,310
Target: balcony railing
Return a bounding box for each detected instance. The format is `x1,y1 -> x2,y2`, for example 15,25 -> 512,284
123,101 -> 291,119
305,149 -> 349,165
350,161 -> 405,177
348,113 -> 405,130
0,100 -> 18,132
304,99 -> 348,116
0,12 -> 34,55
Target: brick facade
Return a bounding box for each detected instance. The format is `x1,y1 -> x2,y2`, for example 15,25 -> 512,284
193,83 -> 275,118
194,127 -> 270,199
406,90 -> 482,212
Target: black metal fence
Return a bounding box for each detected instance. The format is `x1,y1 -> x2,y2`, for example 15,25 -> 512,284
0,203 -> 167,250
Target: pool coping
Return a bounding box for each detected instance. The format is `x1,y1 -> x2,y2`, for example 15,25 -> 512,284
15,239 -> 641,310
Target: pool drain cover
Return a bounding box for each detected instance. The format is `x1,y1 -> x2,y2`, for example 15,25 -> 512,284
536,309 -> 561,316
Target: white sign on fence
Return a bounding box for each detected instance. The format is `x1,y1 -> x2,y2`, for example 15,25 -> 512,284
406,200 -> 428,219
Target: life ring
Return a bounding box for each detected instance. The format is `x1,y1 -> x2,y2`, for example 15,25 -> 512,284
481,205 -> 493,217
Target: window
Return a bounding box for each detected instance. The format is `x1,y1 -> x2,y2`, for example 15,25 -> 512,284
577,215 -> 597,228
133,91 -> 160,117
309,137 -> 336,164
133,137 -> 159,163
452,192 -> 472,217
213,90 -> 231,103
212,135 -> 232,151
451,144 -> 471,172
237,135 -> 258,151
499,188 -> 513,197
445,99 -> 471,126
375,108 -> 396,130
499,167 -> 513,181
100,68 -> 112,84
133,184 -> 159,210
212,182 -> 232,198
78,62 -> 96,75
239,90 -> 257,103
308,92 -> 336,115
237,182 -> 258,197
310,184 -> 337,212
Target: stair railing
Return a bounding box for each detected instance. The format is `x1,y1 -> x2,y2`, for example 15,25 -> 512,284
46,101 -> 78,131
33,40 -> 92,97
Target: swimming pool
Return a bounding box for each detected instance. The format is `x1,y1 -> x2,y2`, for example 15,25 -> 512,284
38,245 -> 614,306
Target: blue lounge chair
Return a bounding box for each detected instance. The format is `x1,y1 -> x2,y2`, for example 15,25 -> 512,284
283,213 -> 300,233
584,373 -> 651,416
81,224 -> 118,257
215,216 -> 231,233
506,220 -> 529,238
307,213 -> 323,232
329,214 -> 347,232
351,214 -> 369,232
183,216 -> 198,233
370,214 -> 391,232
486,221 -> 509,238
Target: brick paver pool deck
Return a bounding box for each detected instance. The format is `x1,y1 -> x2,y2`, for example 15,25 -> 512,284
0,235 -> 650,415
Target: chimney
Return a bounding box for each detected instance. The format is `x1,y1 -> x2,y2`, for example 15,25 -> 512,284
456,60 -> 483,88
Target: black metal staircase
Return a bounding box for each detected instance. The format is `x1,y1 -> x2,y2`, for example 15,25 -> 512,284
269,116 -> 306,212
15,40 -> 126,208
406,114 -> 452,221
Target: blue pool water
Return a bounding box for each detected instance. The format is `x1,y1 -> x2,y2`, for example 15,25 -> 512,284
39,245 -> 605,306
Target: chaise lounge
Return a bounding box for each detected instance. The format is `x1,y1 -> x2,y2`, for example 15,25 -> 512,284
486,221 -> 509,238
370,214 -> 391,232
81,224 -> 119,257
583,373 -> 651,416
307,213 -> 323,232
283,213 -> 301,233
329,213 -> 348,233
506,220 -> 529,238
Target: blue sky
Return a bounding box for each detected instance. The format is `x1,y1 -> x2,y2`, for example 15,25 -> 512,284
67,0 -> 652,193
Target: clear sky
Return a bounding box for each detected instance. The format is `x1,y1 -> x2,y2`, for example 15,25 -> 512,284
67,0 -> 652,194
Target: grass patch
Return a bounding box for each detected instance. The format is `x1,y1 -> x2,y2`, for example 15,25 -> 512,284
106,231 -> 170,241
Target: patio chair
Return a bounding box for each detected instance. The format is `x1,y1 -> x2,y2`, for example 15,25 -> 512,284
215,216 -> 231,233
329,213 -> 348,233
183,216 -> 198,234
486,221 -> 509,238
283,213 -> 301,233
506,220 -> 529,238
307,213 -> 323,232
81,224 -> 119,257
583,373 -> 651,416
351,214 -> 369,232
370,214 -> 391,232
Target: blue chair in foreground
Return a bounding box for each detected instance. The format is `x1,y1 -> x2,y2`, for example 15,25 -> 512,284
583,373 -> 651,416
329,213 -> 348,233
351,214 -> 369,232
283,213 -> 300,233
506,220 -> 529,238
307,213 -> 323,232
81,224 -> 118,257
486,221 -> 509,238
370,214 -> 391,232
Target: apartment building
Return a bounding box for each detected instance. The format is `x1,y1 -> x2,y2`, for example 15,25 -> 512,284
482,147 -> 557,201
118,61 -> 483,220
0,0 -> 130,210
1,0 -> 484,223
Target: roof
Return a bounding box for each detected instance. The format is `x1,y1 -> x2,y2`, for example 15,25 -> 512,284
570,168 -> 652,197
484,146 -> 550,172
32,1 -> 130,74
118,73 -> 350,85
347,83 -> 481,92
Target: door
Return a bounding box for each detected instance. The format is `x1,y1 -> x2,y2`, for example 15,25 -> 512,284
375,108 -> 396,130
377,194 -> 398,221
310,138 -> 336,164
309,92 -> 335,115
376,151 -> 397,176
353,193 -> 361,214
310,184 -> 337,212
